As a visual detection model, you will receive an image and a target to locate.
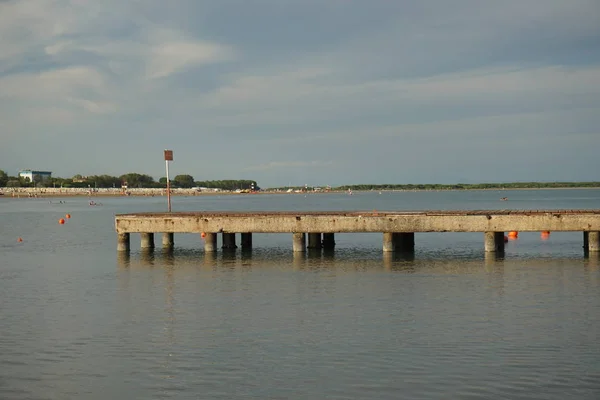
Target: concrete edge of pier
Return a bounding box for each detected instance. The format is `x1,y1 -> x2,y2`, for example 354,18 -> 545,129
114,210 -> 600,256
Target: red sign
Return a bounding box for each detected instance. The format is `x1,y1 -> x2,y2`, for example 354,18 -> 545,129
164,150 -> 173,161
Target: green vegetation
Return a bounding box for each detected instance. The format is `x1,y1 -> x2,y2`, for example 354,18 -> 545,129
0,170 -> 7,187
267,182 -> 600,191
332,182 -> 600,191
0,169 -> 258,191
194,180 -> 257,191
2,168 -> 599,191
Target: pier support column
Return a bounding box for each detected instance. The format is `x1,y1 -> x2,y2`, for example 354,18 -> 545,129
293,233 -> 306,252
587,231 -> 600,252
222,233 -> 237,249
308,233 -> 322,249
117,233 -> 130,252
204,232 -> 217,252
140,233 -> 155,249
162,232 -> 174,249
484,231 -> 505,253
322,233 -> 336,250
383,232 -> 397,252
241,233 -> 252,250
395,232 -> 415,253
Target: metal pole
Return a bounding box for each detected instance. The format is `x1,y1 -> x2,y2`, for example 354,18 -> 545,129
166,159 -> 171,212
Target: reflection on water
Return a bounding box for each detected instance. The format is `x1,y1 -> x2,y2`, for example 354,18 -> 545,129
116,247 -> 598,276
3,191 -> 600,400
585,252 -> 600,269
107,249 -> 600,399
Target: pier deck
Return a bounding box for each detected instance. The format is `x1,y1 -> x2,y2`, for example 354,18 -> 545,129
115,209 -> 600,254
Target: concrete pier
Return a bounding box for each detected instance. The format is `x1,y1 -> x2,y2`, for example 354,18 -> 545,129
140,233 -> 155,249
588,231 -> 600,252
484,231 -> 505,253
293,233 -> 306,252
162,232 -> 174,249
222,233 -> 237,249
383,232 -> 415,252
241,233 -> 252,250
117,233 -> 130,252
115,210 -> 600,257
383,232 -> 396,252
308,233 -> 322,249
395,232 -> 415,253
322,233 -> 335,249
204,232 -> 217,252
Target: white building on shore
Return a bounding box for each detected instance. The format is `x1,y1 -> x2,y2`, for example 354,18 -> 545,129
18,170 -> 52,182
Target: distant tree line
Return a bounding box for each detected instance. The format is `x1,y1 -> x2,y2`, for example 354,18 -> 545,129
332,182 -> 600,191
266,182 -> 600,191
3,169 -> 599,191
0,169 -> 258,191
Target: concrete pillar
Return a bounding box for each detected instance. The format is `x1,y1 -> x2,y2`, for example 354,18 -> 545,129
117,233 -> 130,252
322,233 -> 335,249
241,233 -> 252,250
395,232 -> 415,253
484,231 -> 505,253
222,233 -> 237,249
293,233 -> 306,252
588,231 -> 600,252
204,232 -> 217,252
308,233 -> 322,249
140,233 -> 155,249
162,232 -> 174,249
383,232 -> 397,252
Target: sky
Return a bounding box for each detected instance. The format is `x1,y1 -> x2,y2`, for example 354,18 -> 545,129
1,0 -> 599,187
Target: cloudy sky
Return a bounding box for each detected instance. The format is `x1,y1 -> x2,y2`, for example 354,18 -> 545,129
1,0 -> 599,187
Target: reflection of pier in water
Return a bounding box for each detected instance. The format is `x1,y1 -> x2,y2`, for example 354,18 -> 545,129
117,247 -> 600,275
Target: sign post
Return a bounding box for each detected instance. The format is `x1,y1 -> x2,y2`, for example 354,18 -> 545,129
164,150 -> 173,212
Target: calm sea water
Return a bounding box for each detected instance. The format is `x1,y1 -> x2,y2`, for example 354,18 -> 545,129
1,189 -> 599,399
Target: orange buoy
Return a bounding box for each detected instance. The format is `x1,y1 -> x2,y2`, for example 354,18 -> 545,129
65,213 -> 71,219
201,232 -> 206,238
508,231 -> 518,238
59,218 -> 65,224
541,231 -> 550,240
17,237 -> 23,242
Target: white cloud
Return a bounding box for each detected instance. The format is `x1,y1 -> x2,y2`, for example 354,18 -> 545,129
145,40 -> 233,79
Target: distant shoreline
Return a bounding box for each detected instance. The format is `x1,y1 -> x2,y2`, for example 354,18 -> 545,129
1,186 -> 599,199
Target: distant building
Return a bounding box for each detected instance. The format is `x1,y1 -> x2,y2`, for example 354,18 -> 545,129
19,170 -> 52,182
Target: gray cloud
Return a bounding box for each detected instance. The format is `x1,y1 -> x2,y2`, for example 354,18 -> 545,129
0,0 -> 599,185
